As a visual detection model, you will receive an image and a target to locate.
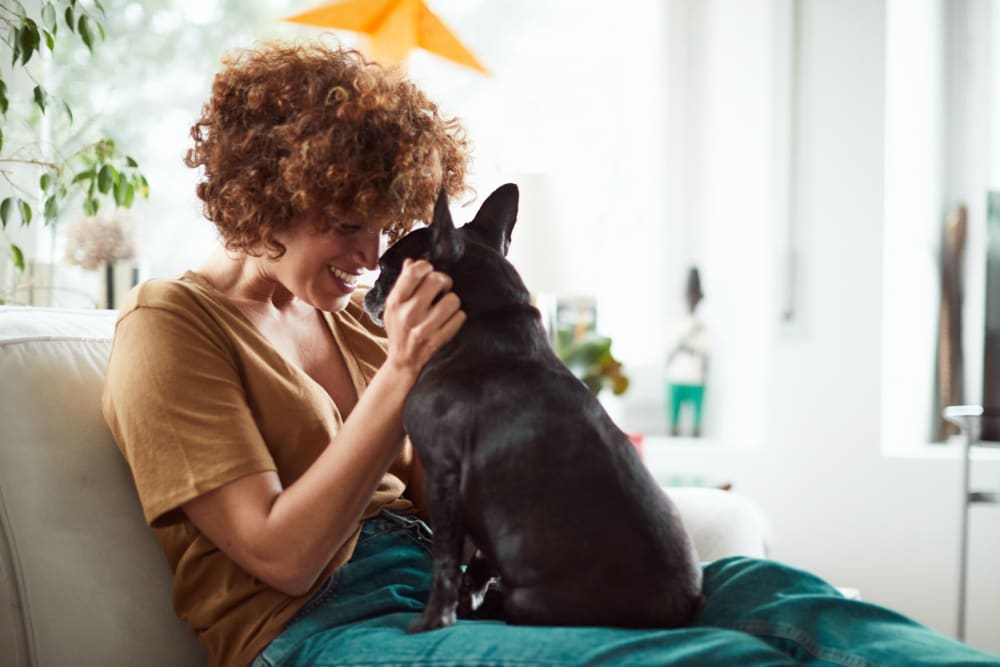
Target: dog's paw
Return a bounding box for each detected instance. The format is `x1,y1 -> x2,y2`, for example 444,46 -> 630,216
407,610 -> 456,634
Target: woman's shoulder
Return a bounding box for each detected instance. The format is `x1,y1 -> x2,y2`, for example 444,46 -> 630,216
119,271 -> 224,315
114,272 -> 241,343
113,273 -> 247,355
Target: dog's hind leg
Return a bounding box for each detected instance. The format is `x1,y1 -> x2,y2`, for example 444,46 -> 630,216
407,454 -> 467,633
459,550 -> 505,620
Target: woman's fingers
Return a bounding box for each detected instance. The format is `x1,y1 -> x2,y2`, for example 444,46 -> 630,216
385,259 -> 431,307
386,260 -> 451,328
414,292 -> 465,353
432,300 -> 466,348
383,259 -> 464,370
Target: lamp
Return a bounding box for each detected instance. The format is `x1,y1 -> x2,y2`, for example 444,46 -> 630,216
283,0 -> 489,74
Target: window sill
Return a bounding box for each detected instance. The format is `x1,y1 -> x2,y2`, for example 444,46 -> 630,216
639,435 -> 762,488
882,438 -> 1000,461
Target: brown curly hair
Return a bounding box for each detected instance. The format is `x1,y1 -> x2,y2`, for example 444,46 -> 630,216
185,41 -> 471,256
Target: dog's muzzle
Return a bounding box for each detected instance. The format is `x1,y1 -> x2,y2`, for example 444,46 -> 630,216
363,292 -> 385,327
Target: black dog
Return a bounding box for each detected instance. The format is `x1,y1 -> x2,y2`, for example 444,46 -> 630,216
364,184 -> 704,633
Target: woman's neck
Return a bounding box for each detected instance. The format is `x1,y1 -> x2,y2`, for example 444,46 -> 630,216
197,245 -> 298,310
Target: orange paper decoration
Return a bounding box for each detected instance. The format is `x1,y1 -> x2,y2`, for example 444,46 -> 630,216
284,0 -> 490,75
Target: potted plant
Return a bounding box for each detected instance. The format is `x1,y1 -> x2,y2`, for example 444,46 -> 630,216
0,0 -> 147,301
554,327 -> 630,397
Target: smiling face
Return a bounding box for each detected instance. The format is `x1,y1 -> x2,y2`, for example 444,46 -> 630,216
268,219 -> 389,312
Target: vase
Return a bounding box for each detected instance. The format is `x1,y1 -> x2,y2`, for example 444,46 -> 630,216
102,259 -> 141,309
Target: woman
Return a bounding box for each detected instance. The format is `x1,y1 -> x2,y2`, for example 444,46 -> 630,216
103,41 -> 1000,667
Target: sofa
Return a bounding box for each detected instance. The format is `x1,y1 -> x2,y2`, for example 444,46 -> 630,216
0,305 -> 771,667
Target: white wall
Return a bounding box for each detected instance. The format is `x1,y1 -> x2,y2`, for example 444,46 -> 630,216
642,0 -> 1000,653
649,0 -> 775,445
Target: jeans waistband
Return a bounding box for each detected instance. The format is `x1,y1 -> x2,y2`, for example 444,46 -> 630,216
362,508 -> 433,543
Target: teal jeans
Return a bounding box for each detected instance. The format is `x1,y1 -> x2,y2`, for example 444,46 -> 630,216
251,511 -> 1000,667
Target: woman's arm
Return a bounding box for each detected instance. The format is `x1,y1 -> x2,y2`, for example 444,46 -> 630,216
182,260 -> 462,595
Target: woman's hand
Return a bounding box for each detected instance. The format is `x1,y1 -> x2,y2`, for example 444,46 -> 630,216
382,259 -> 465,377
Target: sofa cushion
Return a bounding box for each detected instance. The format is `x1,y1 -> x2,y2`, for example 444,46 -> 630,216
0,306 -> 203,667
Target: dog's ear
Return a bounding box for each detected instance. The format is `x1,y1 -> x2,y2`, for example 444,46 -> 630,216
467,183 -> 519,256
429,188 -> 465,267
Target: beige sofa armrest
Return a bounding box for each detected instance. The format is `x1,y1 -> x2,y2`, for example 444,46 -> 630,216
668,486 -> 772,562
0,307 -> 204,667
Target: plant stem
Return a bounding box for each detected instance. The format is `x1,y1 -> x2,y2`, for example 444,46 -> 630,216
0,157 -> 61,170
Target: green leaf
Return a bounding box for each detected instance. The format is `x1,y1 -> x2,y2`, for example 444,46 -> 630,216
11,0 -> 27,18
113,175 -> 126,205
0,78 -> 7,115
65,6 -> 75,33
41,3 -> 57,32
19,19 -> 39,66
0,198 -> 12,228
62,100 -> 73,124
0,128 -> 3,153
125,155 -> 138,168
83,197 -> 99,216
17,199 -> 32,226
32,84 -> 47,113
43,30 -> 55,51
39,173 -> 51,191
10,27 -> 21,67
94,0 -> 107,16
43,195 -> 58,224
77,15 -> 95,52
71,168 -> 94,185
114,174 -> 136,208
10,244 -> 25,273
97,164 -> 116,194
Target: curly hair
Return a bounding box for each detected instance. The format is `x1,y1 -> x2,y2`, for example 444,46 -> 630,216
185,41 -> 471,256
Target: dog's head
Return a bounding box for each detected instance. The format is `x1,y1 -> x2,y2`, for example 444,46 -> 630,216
364,183 -> 524,325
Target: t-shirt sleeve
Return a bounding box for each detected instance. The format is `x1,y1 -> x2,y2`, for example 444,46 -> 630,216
103,298 -> 276,527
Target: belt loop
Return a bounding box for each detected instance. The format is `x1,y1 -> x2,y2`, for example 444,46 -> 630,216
381,509 -> 434,542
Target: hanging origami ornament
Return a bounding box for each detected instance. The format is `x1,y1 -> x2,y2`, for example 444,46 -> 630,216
284,0 -> 490,75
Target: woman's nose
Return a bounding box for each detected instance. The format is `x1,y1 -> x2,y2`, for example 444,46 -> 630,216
355,230 -> 385,270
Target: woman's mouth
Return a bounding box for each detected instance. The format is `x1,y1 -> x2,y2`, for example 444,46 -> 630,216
329,265 -> 361,289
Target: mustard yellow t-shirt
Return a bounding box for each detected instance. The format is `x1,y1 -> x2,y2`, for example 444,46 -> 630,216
102,271 -> 414,667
